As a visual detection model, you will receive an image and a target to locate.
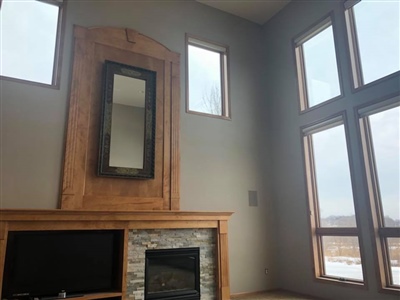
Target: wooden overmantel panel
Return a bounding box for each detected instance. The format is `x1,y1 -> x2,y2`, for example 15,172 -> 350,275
61,26 -> 180,211
0,209 -> 233,300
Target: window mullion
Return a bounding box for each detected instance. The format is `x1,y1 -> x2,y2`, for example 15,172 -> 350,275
220,53 -> 226,116
359,117 -> 386,228
316,227 -> 359,236
295,45 -> 309,110
345,7 -> 364,88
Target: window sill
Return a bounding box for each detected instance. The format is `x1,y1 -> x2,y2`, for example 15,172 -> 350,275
315,276 -> 367,290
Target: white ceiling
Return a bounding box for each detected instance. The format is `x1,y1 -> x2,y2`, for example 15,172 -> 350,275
196,0 -> 291,25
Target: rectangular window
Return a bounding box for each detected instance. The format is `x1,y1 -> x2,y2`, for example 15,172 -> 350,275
295,16 -> 341,111
186,35 -> 230,119
345,0 -> 400,88
303,117 -> 364,284
0,0 -> 64,87
359,101 -> 400,290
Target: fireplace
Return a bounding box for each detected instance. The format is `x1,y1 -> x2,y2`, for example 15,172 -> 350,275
145,248 -> 200,300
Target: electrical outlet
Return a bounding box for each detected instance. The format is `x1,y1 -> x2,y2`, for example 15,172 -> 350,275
265,268 -> 268,275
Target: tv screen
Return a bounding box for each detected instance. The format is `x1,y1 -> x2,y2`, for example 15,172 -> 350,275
2,230 -> 123,299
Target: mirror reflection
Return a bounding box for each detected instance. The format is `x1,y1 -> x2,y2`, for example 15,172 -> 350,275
98,60 -> 156,179
110,75 -> 145,169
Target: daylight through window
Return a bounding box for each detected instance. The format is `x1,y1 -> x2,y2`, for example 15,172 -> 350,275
345,0 -> 400,87
186,35 -> 229,118
359,102 -> 400,288
303,118 -> 364,283
0,0 -> 64,86
294,17 -> 341,110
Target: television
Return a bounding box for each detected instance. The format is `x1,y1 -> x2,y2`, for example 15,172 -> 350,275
1,230 -> 123,300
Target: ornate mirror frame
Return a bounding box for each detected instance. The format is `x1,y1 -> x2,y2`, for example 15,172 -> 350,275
98,60 -> 156,179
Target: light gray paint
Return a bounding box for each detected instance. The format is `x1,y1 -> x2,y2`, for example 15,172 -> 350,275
263,1 -> 399,299
0,0 -> 275,294
3,0 -> 396,298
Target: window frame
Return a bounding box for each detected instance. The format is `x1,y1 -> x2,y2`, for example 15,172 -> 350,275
185,34 -> 230,119
0,0 -> 66,89
293,13 -> 343,113
301,113 -> 367,287
357,95 -> 400,292
344,0 -> 400,90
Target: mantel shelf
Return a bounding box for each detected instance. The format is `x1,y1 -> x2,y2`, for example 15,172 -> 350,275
0,209 -> 233,222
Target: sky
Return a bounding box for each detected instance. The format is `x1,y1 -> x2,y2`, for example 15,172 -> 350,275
303,1 -> 400,222
369,106 -> 400,222
1,0 -> 399,220
0,0 -> 58,84
187,45 -> 222,115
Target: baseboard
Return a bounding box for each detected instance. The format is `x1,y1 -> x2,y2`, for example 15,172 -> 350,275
230,288 -> 326,300
230,289 -> 274,298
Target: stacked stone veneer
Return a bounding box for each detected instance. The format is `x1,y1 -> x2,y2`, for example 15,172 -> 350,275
126,228 -> 217,300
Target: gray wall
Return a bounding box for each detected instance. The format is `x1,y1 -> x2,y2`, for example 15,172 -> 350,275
4,1 -> 396,298
0,0 -> 276,294
263,1 -> 399,299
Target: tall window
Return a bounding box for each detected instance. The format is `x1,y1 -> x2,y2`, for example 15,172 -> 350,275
0,0 -> 64,87
345,0 -> 400,88
359,101 -> 400,289
186,34 -> 230,119
303,117 -> 365,284
294,16 -> 341,111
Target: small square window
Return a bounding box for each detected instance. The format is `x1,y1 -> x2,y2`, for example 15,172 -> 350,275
0,0 -> 64,87
294,17 -> 341,111
186,35 -> 230,119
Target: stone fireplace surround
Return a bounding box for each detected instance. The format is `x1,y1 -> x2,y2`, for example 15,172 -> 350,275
127,229 -> 216,299
0,210 -> 233,300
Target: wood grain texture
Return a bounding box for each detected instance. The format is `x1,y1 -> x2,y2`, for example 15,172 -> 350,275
0,210 -> 233,300
60,26 -> 180,211
162,61 -> 171,209
218,220 -> 231,300
0,222 -> 8,297
170,61 -> 181,210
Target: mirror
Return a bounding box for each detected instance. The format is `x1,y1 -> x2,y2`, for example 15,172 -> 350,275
98,60 -> 156,179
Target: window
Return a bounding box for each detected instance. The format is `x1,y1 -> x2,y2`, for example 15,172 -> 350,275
294,16 -> 341,111
0,0 -> 64,87
359,101 -> 400,289
296,2 -> 399,292
303,117 -> 365,284
186,34 -> 230,118
345,0 -> 400,88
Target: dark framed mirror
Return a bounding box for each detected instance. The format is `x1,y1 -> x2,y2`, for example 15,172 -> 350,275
98,60 -> 156,179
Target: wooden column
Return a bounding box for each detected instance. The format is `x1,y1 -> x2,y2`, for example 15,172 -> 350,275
217,220 -> 230,300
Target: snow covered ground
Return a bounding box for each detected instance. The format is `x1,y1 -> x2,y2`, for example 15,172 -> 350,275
325,259 -> 400,285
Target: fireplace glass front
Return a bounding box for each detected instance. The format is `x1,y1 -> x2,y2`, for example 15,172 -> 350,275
145,248 -> 200,300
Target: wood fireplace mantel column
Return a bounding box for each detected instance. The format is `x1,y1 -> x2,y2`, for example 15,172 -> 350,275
0,209 -> 233,300
218,220 -> 230,300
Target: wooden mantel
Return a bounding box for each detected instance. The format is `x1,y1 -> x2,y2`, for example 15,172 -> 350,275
0,209 -> 233,300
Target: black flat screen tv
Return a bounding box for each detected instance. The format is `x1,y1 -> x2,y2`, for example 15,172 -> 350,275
1,230 -> 123,299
